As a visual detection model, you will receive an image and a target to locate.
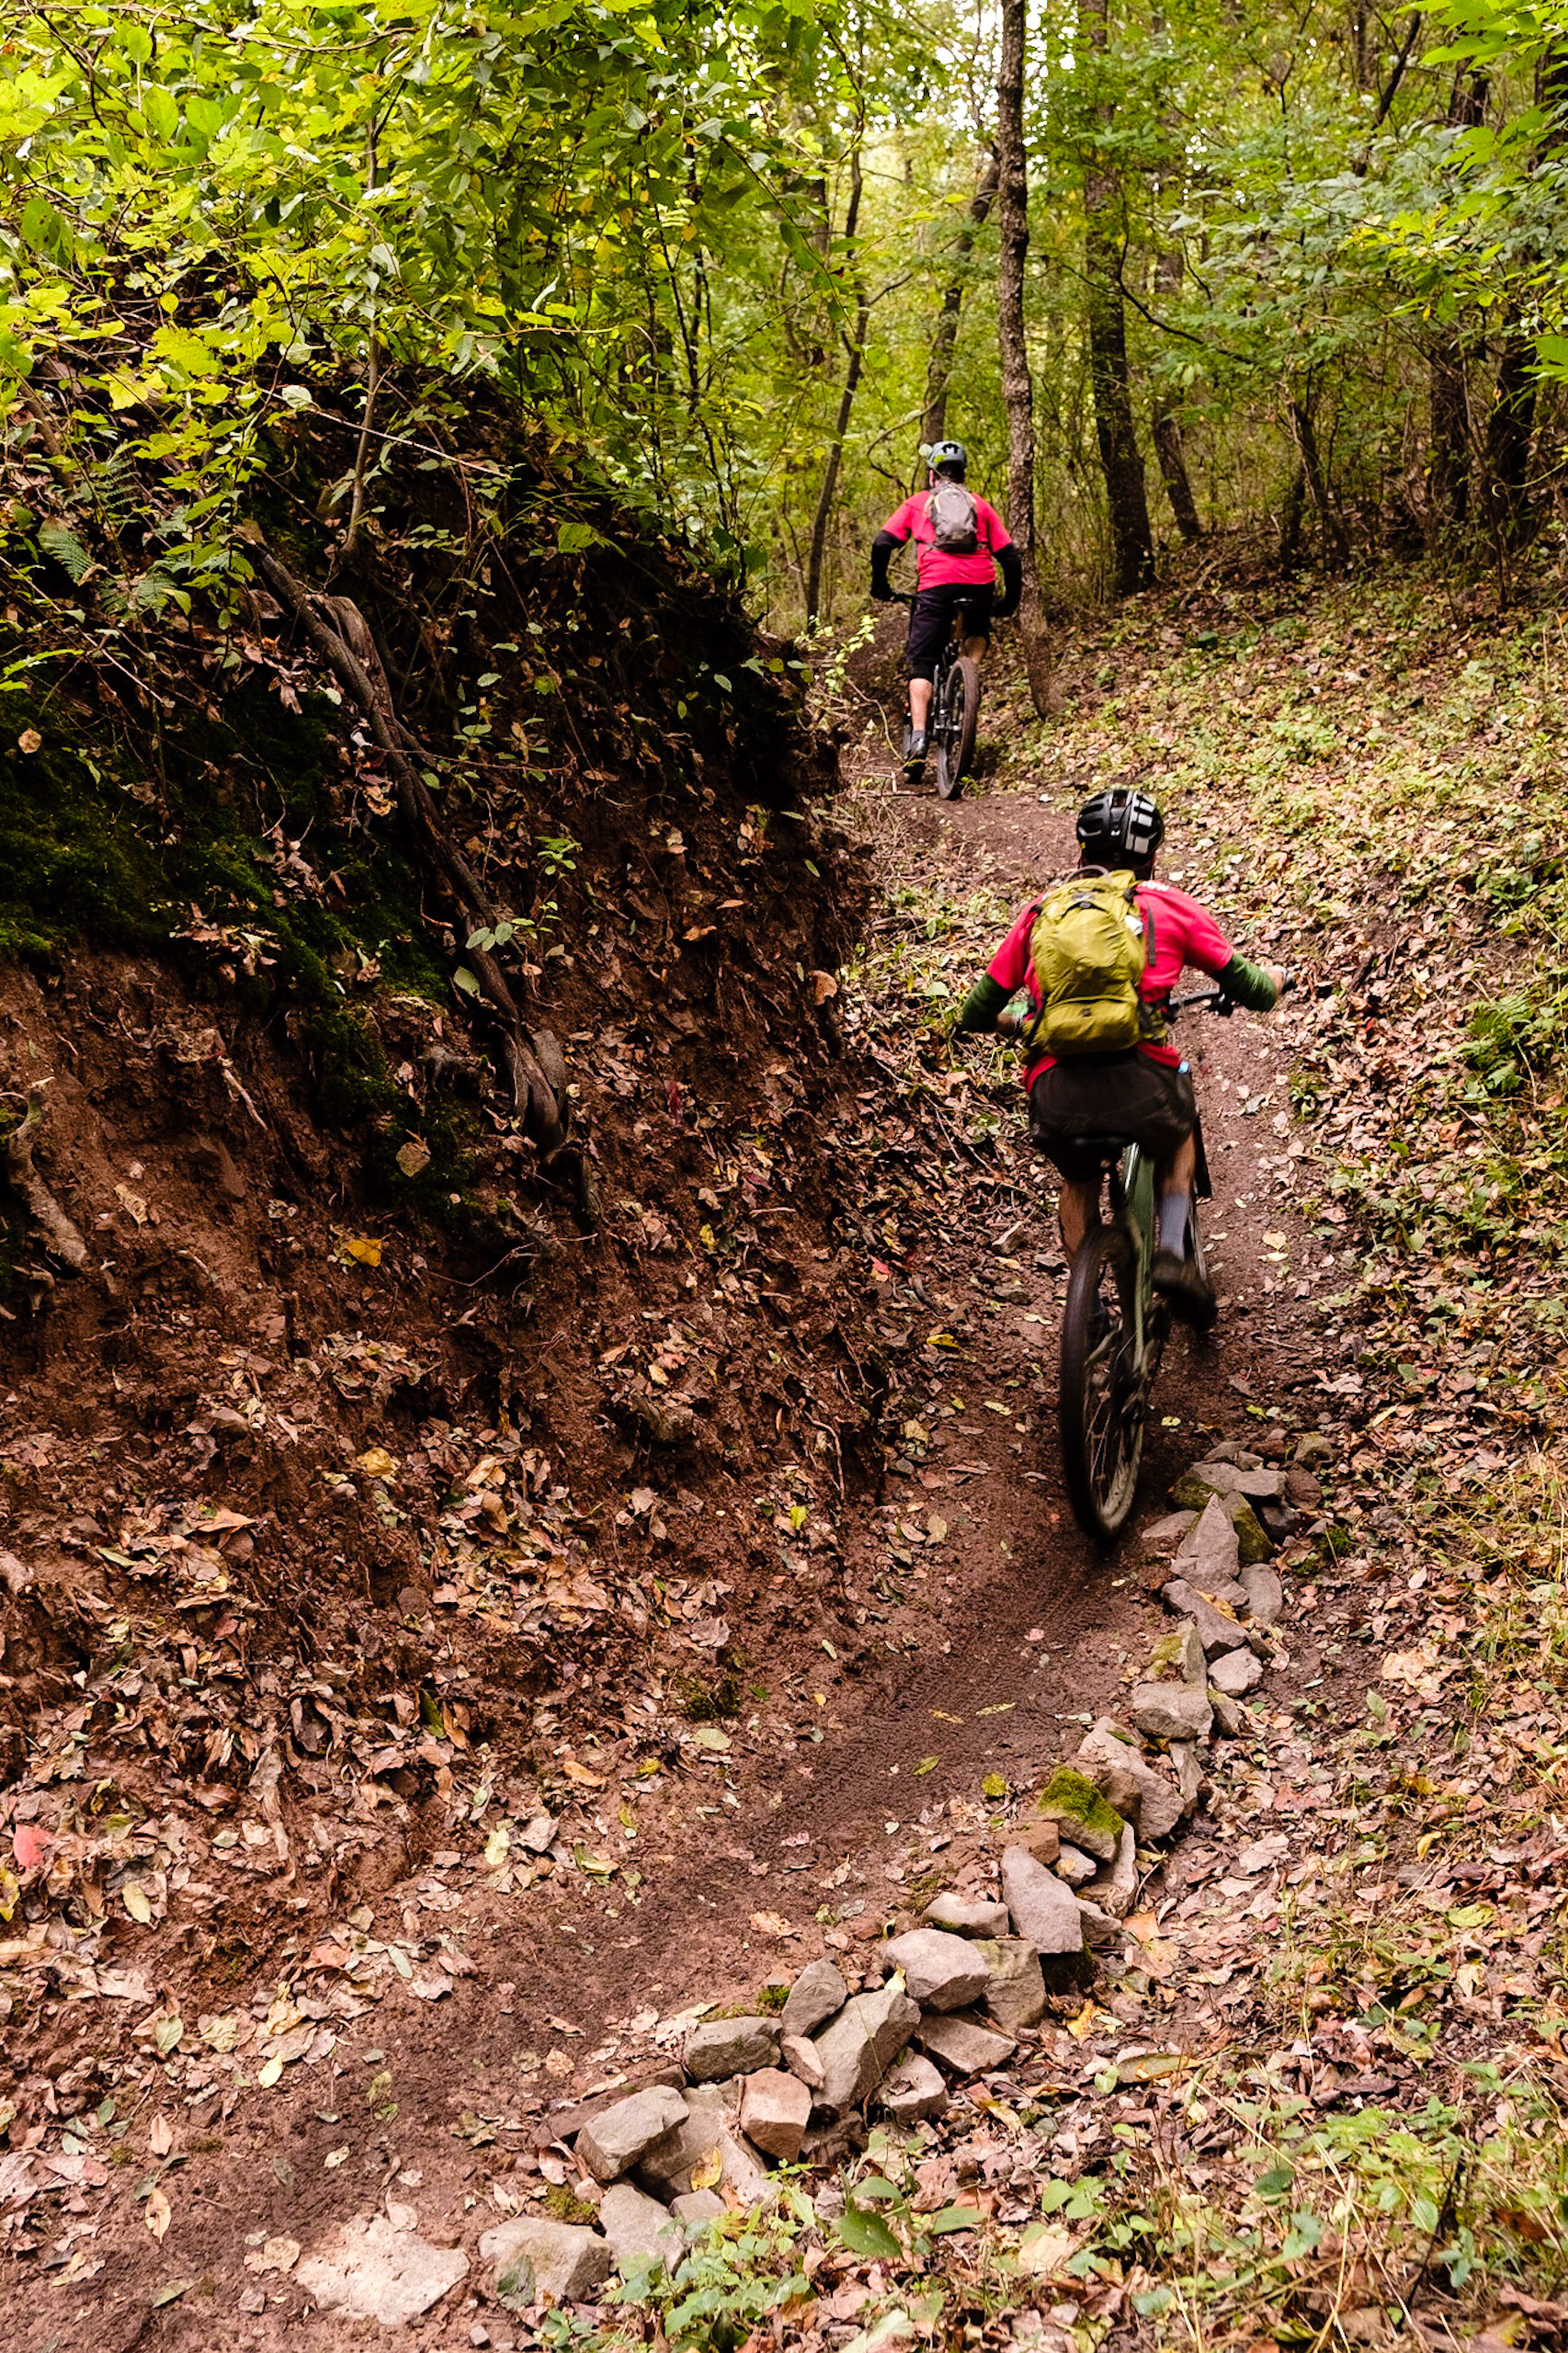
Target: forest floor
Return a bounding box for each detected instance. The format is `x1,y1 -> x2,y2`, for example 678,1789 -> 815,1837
6,555 -> 1568,2353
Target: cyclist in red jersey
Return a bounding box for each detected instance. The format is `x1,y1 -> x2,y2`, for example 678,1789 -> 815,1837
870,441 -> 1022,768
954,790 -> 1287,1325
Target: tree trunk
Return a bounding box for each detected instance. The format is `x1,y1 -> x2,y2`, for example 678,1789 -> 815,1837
921,149 -> 1001,457
1428,72 -> 1488,530
1290,395 -> 1350,566
1081,0 -> 1156,597
995,0 -> 1055,716
1483,329 -> 1537,540
804,156 -> 867,629
1150,249 -> 1202,542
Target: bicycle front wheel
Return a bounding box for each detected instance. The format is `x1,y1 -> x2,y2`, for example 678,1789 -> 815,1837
934,656 -> 981,800
1059,1224 -> 1145,1540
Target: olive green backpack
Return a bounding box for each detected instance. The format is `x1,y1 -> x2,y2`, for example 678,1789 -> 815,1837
1026,870 -> 1149,1055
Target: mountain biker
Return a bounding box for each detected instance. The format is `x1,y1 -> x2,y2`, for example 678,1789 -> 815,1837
869,441 -> 1022,769
952,789 -> 1287,1325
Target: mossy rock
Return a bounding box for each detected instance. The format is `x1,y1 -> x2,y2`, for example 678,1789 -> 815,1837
1225,1497 -> 1273,1565
1172,1471 -> 1221,1513
1146,1631 -> 1188,1684
541,2186 -> 597,2225
1032,1765 -> 1124,1864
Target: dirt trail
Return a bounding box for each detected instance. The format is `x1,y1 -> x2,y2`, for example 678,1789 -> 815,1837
38,731 -> 1327,2353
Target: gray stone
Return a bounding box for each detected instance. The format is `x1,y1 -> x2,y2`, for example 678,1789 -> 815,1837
1053,1844 -> 1096,1888
684,2016 -> 779,2083
1208,1686 -> 1243,1737
877,2053 -> 949,2120
1031,1768 -> 1122,1862
1176,1495 -> 1242,1581
1000,1848 -> 1084,1956
916,2009 -> 1017,2075
1149,1622 -> 1208,1687
1239,1563 -> 1283,1628
1141,1509 -> 1196,1550
575,2085 -> 688,2184
971,1937 -> 1046,2032
672,2189 -> 725,2223
1189,1459 -> 1283,1502
883,1928 -> 988,2012
1087,1824 -> 1138,1920
780,2033 -> 824,2090
1294,1432 -> 1334,1467
779,1958 -> 848,2040
1163,1577 -> 1256,1658
738,2069 -> 812,2160
1083,1756 -> 1143,1833
1210,1646 -> 1263,1697
1131,1682 -> 1213,1743
479,2216 -> 611,2307
598,2183 -> 681,2270
925,1893 -> 1010,1938
1074,1720 -> 1185,1842
811,1984 -> 919,2114
297,2214 -> 469,2328
1169,1741 -> 1204,1813
1077,1896 -> 1122,1951
1285,1463 -> 1324,1507
636,2085 -> 751,2200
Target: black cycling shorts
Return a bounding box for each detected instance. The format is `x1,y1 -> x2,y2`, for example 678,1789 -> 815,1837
1028,1054 -> 1197,1182
905,585 -> 994,681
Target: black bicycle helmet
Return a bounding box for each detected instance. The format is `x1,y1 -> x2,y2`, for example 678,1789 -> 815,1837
1076,788 -> 1165,868
925,438 -> 967,479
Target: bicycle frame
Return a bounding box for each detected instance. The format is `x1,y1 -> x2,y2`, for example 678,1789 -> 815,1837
1107,1141 -> 1163,1382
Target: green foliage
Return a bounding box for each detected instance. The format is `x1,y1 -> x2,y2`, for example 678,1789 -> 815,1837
608,2190 -> 815,2351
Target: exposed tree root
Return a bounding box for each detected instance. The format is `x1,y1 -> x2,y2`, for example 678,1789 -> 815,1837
4,1087 -> 87,1271
242,534 -> 597,1223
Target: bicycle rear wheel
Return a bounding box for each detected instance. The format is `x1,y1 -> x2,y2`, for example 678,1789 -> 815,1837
1059,1224 -> 1145,1540
934,656 -> 981,800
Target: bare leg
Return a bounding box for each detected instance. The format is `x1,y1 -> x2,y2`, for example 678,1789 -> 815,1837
1154,1132 -> 1199,1255
1058,1178 -> 1099,1260
909,677 -> 934,734
963,634 -> 988,663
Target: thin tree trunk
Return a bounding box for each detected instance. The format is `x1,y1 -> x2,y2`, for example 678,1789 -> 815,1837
1278,464 -> 1307,571
1082,0 -> 1156,596
995,0 -> 1054,717
1428,72 -> 1488,529
1290,395 -> 1350,566
1150,250 -> 1202,541
804,156 -> 867,629
921,149 -> 1000,455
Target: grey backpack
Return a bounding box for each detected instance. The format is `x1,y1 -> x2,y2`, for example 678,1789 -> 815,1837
925,481 -> 980,554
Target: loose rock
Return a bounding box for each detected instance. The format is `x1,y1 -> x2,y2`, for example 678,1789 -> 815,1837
1130,1682 -> 1213,1743
1087,1823 -> 1138,1919
812,1983 -> 919,2113
971,1936 -> 1047,2032
779,1958 -> 848,2040
1141,1508 -> 1196,1550
1148,1623 -> 1208,1687
1004,1819 -> 1062,1868
672,2189 -> 726,2223
882,1928 -> 988,2011
925,1893 -> 1010,1938
1053,1844 -> 1096,1888
781,2033 -> 825,2090
1074,1720 -> 1185,1841
684,2016 -> 780,2083
1000,1847 -> 1084,1954
598,2183 -> 681,2269
637,2085 -> 762,2205
1174,1495 -> 1242,1582
916,2010 -> 1017,2075
1225,1494 -> 1274,1563
1208,1686 -> 1244,1737
738,2069 -> 812,2161
1185,1460 -> 1283,1502
1239,1563 -> 1283,1628
297,2215 -> 469,2328
1210,1646 -> 1263,1697
878,2053 -> 949,2121
1083,1756 -> 1143,1832
479,2216 -> 611,2308
1077,1896 -> 1122,1950
1030,1765 -> 1123,1862
1163,1577 -> 1256,1658
575,2085 -> 689,2184
1168,1740 -> 1204,1813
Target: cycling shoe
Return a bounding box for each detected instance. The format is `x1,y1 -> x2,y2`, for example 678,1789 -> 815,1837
1153,1246 -> 1217,1331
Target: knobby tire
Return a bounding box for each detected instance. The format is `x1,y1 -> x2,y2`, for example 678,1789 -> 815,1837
935,654 -> 981,800
1059,1223 -> 1144,1541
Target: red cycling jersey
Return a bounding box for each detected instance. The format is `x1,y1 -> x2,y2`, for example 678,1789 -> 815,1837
986,880 -> 1237,1086
880,490 -> 1014,589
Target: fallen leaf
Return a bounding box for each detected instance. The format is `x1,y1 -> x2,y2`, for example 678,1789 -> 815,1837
357,1447 -> 397,1479
145,2184 -> 172,2241
344,1236 -> 382,1267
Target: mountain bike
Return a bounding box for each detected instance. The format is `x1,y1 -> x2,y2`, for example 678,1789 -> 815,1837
1053,989 -> 1231,1541
892,591 -> 982,800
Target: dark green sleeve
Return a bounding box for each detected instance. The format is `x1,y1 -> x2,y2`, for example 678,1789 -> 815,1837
1219,951 -> 1279,1013
952,974 -> 1012,1035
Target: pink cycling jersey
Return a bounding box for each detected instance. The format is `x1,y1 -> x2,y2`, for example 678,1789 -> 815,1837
986,880 -> 1237,1086
881,490 -> 1014,589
